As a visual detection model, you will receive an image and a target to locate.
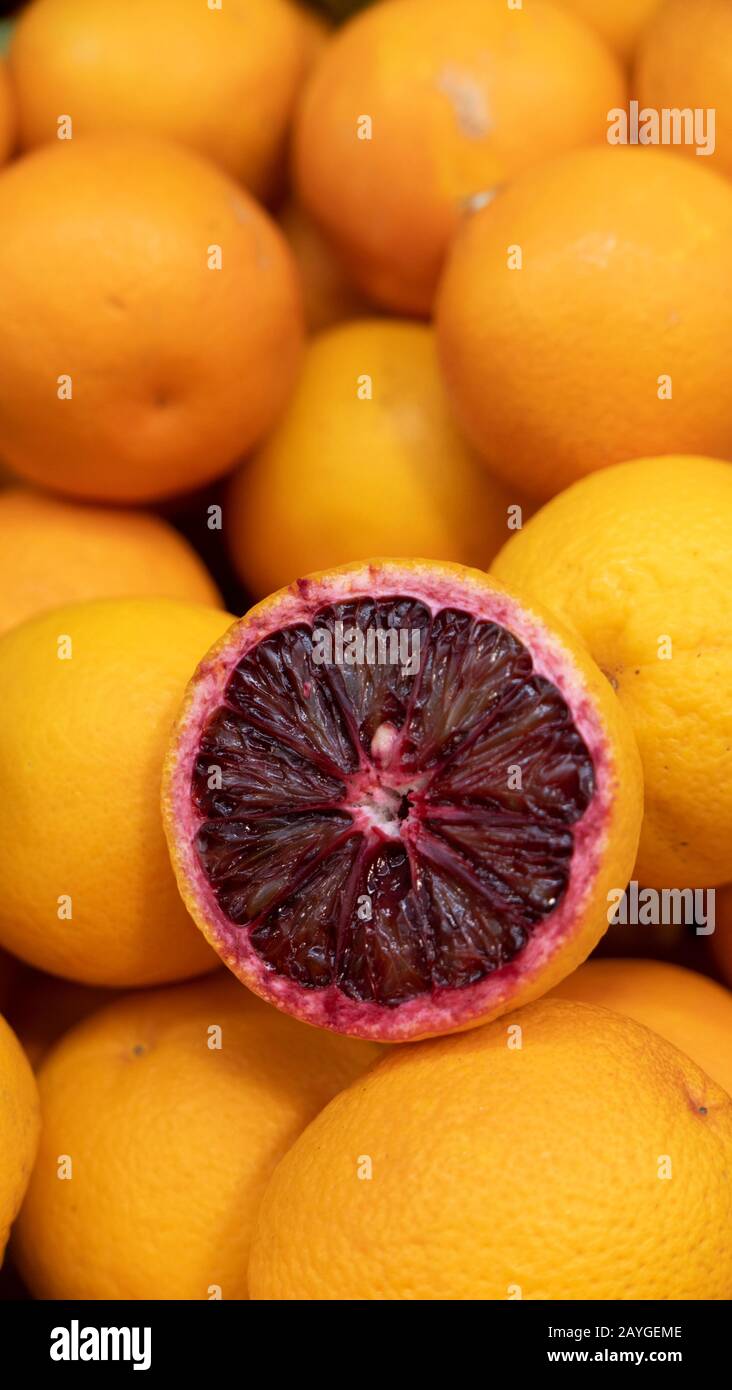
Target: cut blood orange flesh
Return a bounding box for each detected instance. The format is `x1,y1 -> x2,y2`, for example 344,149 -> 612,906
163,561 -> 642,1041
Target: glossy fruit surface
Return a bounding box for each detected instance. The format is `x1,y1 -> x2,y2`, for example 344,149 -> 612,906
552,958 -> 732,1097
0,597 -> 232,985
227,320 -> 521,597
163,559 -> 642,1041
437,148 -> 732,500
494,455 -> 732,888
295,0 -> 625,313
13,974 -> 379,1298
249,998 -> 732,1299
0,487 -> 219,635
0,136 -> 303,502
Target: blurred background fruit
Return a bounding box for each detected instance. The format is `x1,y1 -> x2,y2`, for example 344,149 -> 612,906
250,998 -> 732,1299
494,456 -> 732,889
294,0 -> 625,314
0,597 -> 231,985
0,487 -> 220,635
278,198 -> 374,333
13,974 -> 379,1298
557,0 -> 663,63
8,0 -> 321,198
0,56 -> 14,161
0,1012 -> 39,1264
227,320 -> 522,596
552,958 -> 732,1096
437,148 -> 732,500
636,0 -> 732,178
0,136 -> 303,502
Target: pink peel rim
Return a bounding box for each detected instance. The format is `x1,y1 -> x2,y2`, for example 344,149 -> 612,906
162,559 -> 623,1042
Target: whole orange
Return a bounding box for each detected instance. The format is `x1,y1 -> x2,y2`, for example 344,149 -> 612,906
250,998 -> 732,1299
0,487 -> 220,635
13,975 -> 379,1298
437,148 -> 732,500
294,0 -> 625,314
557,0 -> 663,63
552,959 -> 732,1098
0,136 -> 303,503
279,199 -> 373,333
636,0 -> 732,178
0,1012 -> 39,1264
227,320 -> 523,597
710,884 -> 732,989
0,57 -> 15,164
493,456 -> 732,889
8,0 -> 319,198
0,597 -> 233,986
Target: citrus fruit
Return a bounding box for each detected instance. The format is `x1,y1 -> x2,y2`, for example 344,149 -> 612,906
294,0 -> 625,314
279,200 -> 373,333
557,0 -> 663,63
0,596 -> 233,986
226,320 -> 521,597
493,455 -> 732,889
249,997 -> 732,1299
8,0 -> 318,198
636,0 -> 732,178
0,135 -> 303,503
0,486 -> 220,636
0,1011 -> 39,1266
710,884 -> 732,989
0,56 -> 14,163
13,973 -> 379,1299
6,968 -> 121,1070
437,147 -> 732,500
552,959 -> 732,1098
163,558 -> 642,1042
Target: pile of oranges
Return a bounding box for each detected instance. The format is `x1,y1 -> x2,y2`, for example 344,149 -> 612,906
1,0 -> 732,1304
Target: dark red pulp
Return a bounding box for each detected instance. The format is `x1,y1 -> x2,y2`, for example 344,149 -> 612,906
191,599 -> 595,1006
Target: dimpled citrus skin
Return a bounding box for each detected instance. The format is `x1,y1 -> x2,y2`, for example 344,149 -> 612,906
294,0 -> 625,314
636,0 -> 732,178
437,148 -> 732,501
13,975 -> 380,1299
558,0 -> 663,62
0,1012 -> 40,1265
0,58 -> 15,164
552,959 -> 732,1098
0,597 -> 233,986
0,487 -> 220,636
0,136 -> 303,503
227,323 -> 521,597
710,885 -> 732,990
8,0 -> 316,197
249,998 -> 732,1300
493,456 -> 732,888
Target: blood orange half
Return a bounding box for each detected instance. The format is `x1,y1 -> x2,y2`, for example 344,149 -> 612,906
163,560 -> 642,1041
